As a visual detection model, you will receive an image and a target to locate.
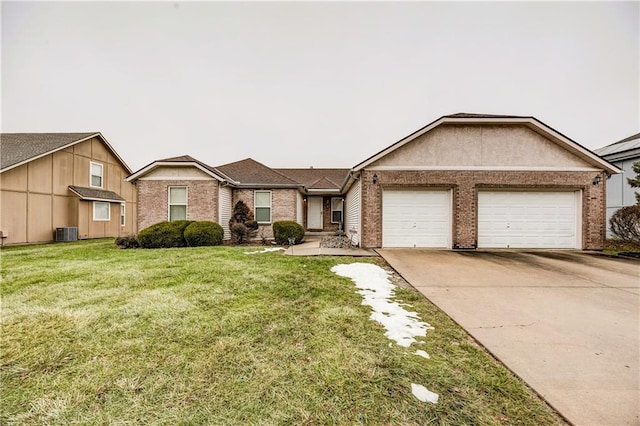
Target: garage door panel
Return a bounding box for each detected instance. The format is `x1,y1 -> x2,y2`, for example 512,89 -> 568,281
478,191 -> 579,249
383,190 -> 451,248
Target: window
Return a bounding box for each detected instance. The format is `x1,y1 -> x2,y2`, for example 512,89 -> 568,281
254,191 -> 271,223
331,197 -> 343,224
168,186 -> 187,221
120,203 -> 126,227
90,162 -> 103,188
93,202 -> 110,221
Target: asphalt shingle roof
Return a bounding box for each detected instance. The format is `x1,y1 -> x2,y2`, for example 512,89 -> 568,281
0,133 -> 98,170
595,133 -> 640,159
215,158 -> 300,186
274,168 -> 349,190
68,185 -> 125,202
444,113 -> 531,119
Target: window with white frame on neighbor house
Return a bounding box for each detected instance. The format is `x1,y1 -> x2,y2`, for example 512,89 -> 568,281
120,203 -> 126,226
331,197 -> 343,223
90,162 -> 103,188
93,201 -> 110,221
169,186 -> 187,221
254,191 -> 271,223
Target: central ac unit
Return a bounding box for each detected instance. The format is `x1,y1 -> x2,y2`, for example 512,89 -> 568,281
55,227 -> 78,242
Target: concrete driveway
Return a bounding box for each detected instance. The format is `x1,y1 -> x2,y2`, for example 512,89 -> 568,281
378,250 -> 639,426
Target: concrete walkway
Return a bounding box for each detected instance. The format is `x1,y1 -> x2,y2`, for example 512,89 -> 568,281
378,249 -> 639,426
283,238 -> 377,257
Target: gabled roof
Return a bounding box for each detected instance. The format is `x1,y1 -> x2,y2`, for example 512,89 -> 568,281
126,154 -> 227,183
274,168 -> 349,190
595,133 -> 640,161
0,132 -> 132,173
215,158 -> 300,188
349,113 -> 621,175
68,185 -> 125,203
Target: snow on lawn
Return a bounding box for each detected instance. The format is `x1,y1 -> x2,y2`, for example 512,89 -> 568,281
331,263 -> 439,404
414,350 -> 430,359
245,247 -> 285,255
331,263 -> 433,347
411,383 -> 439,404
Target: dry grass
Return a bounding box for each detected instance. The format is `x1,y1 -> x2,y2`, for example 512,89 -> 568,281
1,240 -> 564,425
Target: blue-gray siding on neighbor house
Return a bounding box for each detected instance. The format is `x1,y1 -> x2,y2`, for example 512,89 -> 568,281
605,156 -> 640,235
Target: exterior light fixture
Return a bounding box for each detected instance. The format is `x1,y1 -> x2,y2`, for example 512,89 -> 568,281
372,174 -> 378,184
592,175 -> 602,186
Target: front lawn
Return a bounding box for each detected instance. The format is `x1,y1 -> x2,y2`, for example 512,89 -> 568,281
1,240 -> 563,424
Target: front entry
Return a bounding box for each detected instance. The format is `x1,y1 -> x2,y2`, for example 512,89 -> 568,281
307,196 -> 323,229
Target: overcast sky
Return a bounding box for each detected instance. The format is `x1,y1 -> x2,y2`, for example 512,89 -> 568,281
2,1 -> 638,172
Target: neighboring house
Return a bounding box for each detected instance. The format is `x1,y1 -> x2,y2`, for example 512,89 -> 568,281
128,113 -> 619,250
125,156 -> 349,240
341,113 -> 619,250
0,133 -> 137,245
594,133 -> 640,235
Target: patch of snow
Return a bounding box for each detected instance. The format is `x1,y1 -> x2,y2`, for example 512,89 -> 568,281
331,263 -> 433,347
245,247 -> 285,255
414,350 -> 430,359
411,383 -> 439,404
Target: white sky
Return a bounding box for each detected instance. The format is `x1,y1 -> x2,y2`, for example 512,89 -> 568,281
2,1 -> 639,172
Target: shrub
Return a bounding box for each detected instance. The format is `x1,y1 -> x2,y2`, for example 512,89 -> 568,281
114,234 -> 139,249
137,220 -> 193,249
184,221 -> 224,247
610,205 -> 640,244
230,223 -> 249,244
229,200 -> 258,244
273,221 -> 305,245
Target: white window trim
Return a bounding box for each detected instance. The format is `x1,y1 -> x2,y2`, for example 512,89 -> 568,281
168,186 -> 188,221
90,161 -> 104,188
331,197 -> 344,224
120,203 -> 126,227
93,201 -> 110,221
254,190 -> 272,224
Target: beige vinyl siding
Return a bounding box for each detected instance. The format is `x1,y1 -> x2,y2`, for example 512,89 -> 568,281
345,178 -> 361,246
219,185 -> 233,240
295,192 -> 303,226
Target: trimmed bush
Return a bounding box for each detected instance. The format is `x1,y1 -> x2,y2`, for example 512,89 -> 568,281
273,221 -> 304,245
610,205 -> 640,244
230,223 -> 249,244
115,234 -> 139,249
184,221 -> 224,247
137,220 -> 193,249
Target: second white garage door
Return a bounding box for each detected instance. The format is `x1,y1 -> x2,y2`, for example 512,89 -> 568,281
382,190 -> 451,248
478,191 -> 580,249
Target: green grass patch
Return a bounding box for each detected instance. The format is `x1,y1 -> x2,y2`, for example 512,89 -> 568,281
1,240 -> 564,424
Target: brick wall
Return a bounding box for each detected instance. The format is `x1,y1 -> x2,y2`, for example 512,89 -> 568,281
137,180 -> 219,231
322,196 -> 341,232
233,188 -> 298,239
361,169 -> 606,250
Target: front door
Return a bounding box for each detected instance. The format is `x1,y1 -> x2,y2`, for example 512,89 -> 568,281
307,196 -> 323,229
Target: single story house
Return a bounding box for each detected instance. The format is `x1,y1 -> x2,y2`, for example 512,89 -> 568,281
594,133 -> 640,235
0,133 -> 137,245
127,113 -> 620,250
125,156 -> 349,240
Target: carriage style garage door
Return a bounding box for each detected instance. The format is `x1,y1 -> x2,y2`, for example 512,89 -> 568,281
477,191 -> 580,249
382,190 -> 451,248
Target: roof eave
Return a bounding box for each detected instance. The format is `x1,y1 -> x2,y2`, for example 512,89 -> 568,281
126,161 -> 228,183
351,115 -> 622,175
68,188 -> 125,203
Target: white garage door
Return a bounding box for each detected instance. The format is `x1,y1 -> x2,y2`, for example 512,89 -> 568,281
383,190 -> 451,248
478,191 -> 580,249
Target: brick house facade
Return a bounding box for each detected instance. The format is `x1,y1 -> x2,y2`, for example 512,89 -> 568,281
137,179 -> 219,231
127,114 -> 618,249
359,169 -> 606,249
